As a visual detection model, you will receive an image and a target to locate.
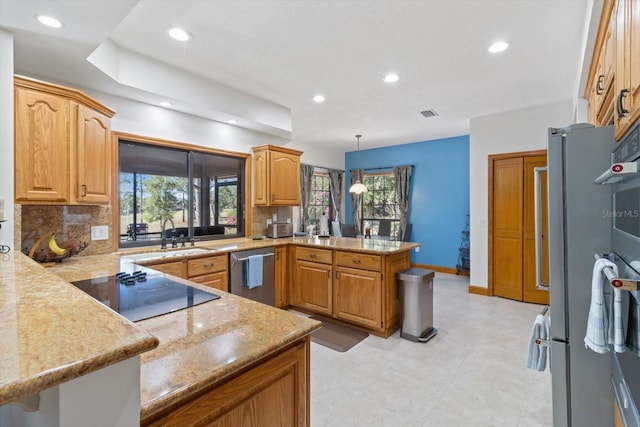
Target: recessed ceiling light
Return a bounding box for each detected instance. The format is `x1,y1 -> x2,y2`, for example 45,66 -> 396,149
488,41 -> 509,53
159,101 -> 172,108
312,94 -> 325,103
227,119 -> 237,125
383,73 -> 400,83
167,27 -> 191,42
36,15 -> 63,29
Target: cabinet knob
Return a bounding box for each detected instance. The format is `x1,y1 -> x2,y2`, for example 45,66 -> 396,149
617,88 -> 630,119
596,74 -> 604,95
81,184 -> 87,197
203,263 -> 214,268
309,253 -> 317,259
352,259 -> 361,264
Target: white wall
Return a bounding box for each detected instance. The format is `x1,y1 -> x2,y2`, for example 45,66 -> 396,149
86,89 -> 345,169
469,100 -> 574,289
0,29 -> 14,248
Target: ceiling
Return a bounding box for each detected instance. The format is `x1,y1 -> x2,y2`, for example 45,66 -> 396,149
0,0 -> 594,152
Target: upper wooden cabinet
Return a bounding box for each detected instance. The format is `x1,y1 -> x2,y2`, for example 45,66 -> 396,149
614,0 -> 640,139
252,145 -> 302,206
586,0 -> 640,140
14,76 -> 115,205
587,1 -> 617,127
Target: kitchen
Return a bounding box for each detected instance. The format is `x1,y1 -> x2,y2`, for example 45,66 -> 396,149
0,1 -> 637,426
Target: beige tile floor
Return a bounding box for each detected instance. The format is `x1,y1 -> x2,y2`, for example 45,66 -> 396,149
309,273 -> 552,427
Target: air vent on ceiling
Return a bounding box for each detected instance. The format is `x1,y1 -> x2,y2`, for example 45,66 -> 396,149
420,109 -> 438,118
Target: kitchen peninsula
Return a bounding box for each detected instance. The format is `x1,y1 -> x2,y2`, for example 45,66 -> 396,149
0,235 -> 417,425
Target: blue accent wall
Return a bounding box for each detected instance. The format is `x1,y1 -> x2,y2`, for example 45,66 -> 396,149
344,135 -> 469,268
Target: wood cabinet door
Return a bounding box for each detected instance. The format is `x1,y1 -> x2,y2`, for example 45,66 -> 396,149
14,87 -> 71,203
492,157 -> 524,301
253,148 -> 268,205
597,5 -> 617,127
275,246 -> 288,308
270,151 -> 300,205
189,271 -> 228,292
76,104 -> 111,204
334,266 -> 382,330
294,260 -> 332,315
614,0 -> 640,139
145,341 -> 308,427
523,156 -> 549,305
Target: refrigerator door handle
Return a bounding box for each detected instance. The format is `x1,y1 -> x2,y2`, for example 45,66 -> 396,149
534,166 -> 549,291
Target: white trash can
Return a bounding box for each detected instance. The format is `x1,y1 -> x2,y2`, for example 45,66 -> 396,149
396,268 -> 437,342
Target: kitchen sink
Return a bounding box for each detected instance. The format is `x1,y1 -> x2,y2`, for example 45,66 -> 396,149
120,248 -> 210,262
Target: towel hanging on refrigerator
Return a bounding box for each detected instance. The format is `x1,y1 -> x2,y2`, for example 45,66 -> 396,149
585,258 -> 626,353
526,314 -> 548,371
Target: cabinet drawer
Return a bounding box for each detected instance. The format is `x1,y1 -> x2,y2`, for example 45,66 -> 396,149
151,261 -> 186,278
188,255 -> 228,277
189,271 -> 228,292
296,247 -> 332,264
335,251 -> 381,271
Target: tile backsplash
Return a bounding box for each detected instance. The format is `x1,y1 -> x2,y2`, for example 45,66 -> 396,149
21,205 -> 113,258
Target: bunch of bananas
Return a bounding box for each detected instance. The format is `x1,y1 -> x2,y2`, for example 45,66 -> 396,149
48,234 -> 66,256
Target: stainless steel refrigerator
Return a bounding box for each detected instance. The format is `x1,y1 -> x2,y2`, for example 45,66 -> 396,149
546,124 -> 617,426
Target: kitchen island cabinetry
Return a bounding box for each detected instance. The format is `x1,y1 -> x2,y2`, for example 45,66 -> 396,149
143,339 -> 309,426
252,144 -> 302,206
150,260 -> 186,278
334,251 -> 383,330
294,247 -> 333,315
14,76 -> 114,205
291,240 -> 413,337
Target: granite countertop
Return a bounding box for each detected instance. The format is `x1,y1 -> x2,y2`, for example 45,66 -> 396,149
0,252 -> 159,407
47,244 -> 322,422
2,235 -> 411,417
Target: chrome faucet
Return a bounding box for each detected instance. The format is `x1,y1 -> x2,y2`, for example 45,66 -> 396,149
160,218 -> 175,249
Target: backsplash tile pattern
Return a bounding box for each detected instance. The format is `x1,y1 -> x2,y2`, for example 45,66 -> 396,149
21,205 -> 112,258
251,206 -> 294,236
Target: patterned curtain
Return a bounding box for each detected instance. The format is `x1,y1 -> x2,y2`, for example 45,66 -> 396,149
300,164 -> 315,231
328,168 -> 344,222
393,165 -> 412,236
350,169 -> 364,235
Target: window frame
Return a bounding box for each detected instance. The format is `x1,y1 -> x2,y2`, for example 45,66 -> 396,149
113,132 -> 251,249
360,171 -> 400,237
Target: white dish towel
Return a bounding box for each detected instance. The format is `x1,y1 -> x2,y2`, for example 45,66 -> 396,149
584,258 -> 621,354
527,314 -> 548,371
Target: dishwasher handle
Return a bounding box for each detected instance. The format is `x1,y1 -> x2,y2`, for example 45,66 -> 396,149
231,252 -> 274,265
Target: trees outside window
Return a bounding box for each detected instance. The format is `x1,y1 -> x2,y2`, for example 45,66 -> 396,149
308,172 -> 331,228
118,141 -> 244,247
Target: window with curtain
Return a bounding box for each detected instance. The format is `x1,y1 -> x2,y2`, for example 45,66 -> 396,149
309,171 -> 331,227
118,140 -> 245,248
361,172 -> 400,236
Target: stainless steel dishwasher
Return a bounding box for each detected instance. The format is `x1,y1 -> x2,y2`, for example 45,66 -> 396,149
230,247 -> 275,306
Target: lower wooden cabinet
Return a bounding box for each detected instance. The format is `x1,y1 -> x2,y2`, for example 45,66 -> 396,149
275,246 -> 288,308
143,338 -> 310,427
188,255 -> 228,292
292,246 -> 410,337
334,266 -> 382,330
294,259 -> 332,315
151,261 -> 186,278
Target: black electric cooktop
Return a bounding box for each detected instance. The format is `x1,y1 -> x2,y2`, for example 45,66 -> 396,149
71,271 -> 220,322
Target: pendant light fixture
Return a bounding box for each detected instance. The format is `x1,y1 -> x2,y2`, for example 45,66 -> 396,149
349,134 -> 368,194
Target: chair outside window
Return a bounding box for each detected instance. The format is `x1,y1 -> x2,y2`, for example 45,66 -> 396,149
377,219 -> 391,237
341,223 -> 357,237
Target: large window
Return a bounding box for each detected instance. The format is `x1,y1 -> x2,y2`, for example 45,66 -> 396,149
308,171 -> 331,228
118,141 -> 245,247
361,172 -> 400,237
